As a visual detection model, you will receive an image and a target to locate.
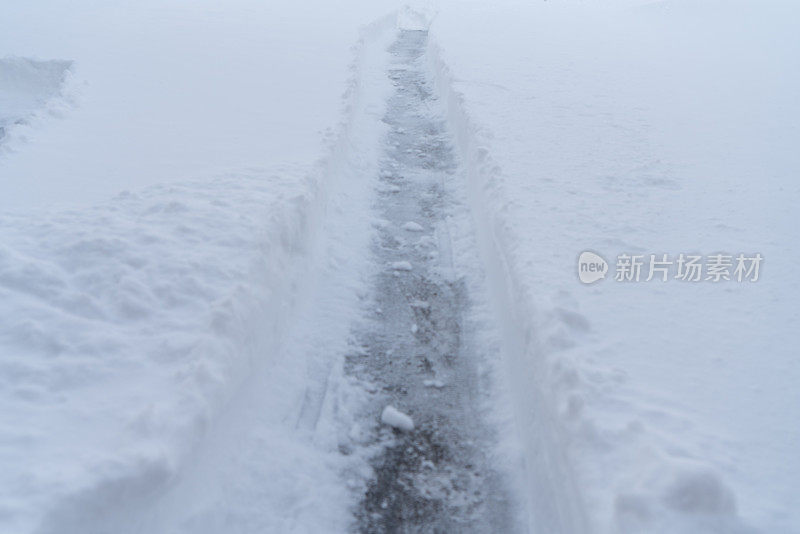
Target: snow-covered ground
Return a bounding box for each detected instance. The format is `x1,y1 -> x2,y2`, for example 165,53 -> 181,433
0,168 -> 323,532
430,0 -> 800,531
0,1 -> 396,531
1,0 -> 798,532
0,0 -> 394,208
0,56 -> 72,149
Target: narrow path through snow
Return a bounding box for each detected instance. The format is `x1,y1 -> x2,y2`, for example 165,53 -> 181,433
343,29 -> 513,532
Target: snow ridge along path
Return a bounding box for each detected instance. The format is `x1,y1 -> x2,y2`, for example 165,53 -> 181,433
343,29 -> 516,532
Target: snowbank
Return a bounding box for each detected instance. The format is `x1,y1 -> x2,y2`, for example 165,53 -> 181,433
126,15 -> 400,533
0,57 -> 73,150
428,0 -> 799,531
0,167 -> 320,532
2,0 -> 796,531
0,1 -> 396,532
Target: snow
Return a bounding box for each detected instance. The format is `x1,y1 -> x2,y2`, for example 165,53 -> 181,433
0,0 -> 396,209
429,0 -> 800,531
0,168 -> 318,533
390,260 -> 413,271
381,405 -> 415,432
402,221 -> 424,231
0,0 -> 397,532
0,0 -> 797,532
0,57 -> 72,149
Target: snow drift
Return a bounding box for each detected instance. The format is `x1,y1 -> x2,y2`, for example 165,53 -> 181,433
0,168 -> 319,532
0,56 -> 73,151
427,0 -> 799,531
0,1 -> 396,532
0,1 -> 797,532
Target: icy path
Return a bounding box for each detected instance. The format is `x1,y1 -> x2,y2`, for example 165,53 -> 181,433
342,30 -> 513,532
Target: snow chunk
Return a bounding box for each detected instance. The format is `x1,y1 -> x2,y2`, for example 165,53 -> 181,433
423,379 -> 445,389
381,405 -> 414,432
390,260 -> 412,271
402,221 -> 424,232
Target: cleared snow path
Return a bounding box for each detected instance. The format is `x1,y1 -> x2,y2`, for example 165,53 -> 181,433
344,30 -> 513,532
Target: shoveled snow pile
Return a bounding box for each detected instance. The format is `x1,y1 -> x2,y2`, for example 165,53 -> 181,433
0,168 -> 317,532
0,1 -> 399,531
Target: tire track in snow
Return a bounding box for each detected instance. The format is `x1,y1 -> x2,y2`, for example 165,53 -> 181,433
344,30 -> 514,533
